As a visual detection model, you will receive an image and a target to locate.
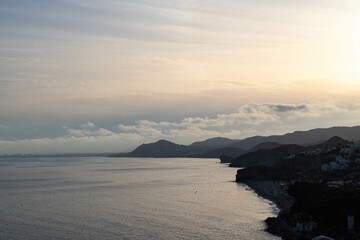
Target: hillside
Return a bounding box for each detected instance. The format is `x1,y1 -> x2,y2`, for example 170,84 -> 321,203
191,147 -> 244,158
246,142 -> 282,153
189,137 -> 239,149
110,126 -> 360,159
309,136 -> 350,149
124,140 -> 190,158
230,136 -> 350,168
227,126 -> 360,151
229,144 -> 305,167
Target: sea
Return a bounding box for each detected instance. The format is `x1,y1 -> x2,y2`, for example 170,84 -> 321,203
0,157 -> 280,240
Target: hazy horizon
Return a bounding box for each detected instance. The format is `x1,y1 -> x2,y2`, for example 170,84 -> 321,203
1,124 -> 360,155
1,0 -> 360,154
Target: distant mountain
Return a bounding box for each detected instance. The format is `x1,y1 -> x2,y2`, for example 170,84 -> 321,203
229,144 -> 305,168
124,140 -> 190,158
119,139 -> 244,158
191,147 -> 244,159
310,136 -> 350,149
110,126 -> 360,159
227,126 -> 360,151
189,137 -> 239,149
246,142 -> 282,153
229,136 -> 352,168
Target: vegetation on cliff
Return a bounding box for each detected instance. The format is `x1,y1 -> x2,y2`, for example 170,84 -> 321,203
287,181 -> 360,239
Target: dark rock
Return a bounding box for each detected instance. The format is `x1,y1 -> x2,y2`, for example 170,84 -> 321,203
230,144 -> 305,168
219,153 -> 234,163
265,216 -> 300,240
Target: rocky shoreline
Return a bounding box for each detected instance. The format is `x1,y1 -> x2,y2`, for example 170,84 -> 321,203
241,180 -> 300,240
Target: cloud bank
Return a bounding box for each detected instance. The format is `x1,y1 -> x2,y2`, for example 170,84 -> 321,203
1,101 -> 359,154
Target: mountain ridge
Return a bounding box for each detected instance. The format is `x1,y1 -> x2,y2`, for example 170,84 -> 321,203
110,126 -> 360,158
229,136 -> 351,168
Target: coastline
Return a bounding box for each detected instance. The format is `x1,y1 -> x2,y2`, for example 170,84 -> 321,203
241,180 -> 292,211
239,180 -> 299,240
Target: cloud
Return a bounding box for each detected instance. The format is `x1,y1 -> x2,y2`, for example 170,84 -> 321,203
66,127 -> 114,137
118,124 -> 137,131
1,101 -> 359,155
81,121 -> 96,128
116,101 -> 355,139
271,104 -> 307,112
0,129 -> 142,155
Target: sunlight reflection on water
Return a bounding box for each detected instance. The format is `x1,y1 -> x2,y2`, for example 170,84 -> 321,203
0,157 -> 280,239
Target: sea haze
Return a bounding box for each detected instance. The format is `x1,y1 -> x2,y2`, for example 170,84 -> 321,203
0,157 -> 280,239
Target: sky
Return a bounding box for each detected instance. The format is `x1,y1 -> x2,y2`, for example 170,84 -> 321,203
1,0 -> 360,154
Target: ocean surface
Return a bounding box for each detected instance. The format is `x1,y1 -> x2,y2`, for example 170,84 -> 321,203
0,157 -> 280,240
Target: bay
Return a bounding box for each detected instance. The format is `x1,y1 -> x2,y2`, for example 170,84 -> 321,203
0,157 -> 280,239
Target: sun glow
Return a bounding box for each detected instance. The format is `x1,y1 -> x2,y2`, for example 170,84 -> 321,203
2,0 -> 360,154
331,14 -> 360,81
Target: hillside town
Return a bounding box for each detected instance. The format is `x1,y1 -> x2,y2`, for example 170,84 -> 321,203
235,137 -> 360,240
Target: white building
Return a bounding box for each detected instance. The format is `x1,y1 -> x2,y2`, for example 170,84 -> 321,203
312,235 -> 335,240
335,155 -> 349,165
348,215 -> 354,231
283,154 -> 296,160
294,222 -> 317,232
327,181 -> 344,187
340,144 -> 360,156
330,161 -> 341,169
